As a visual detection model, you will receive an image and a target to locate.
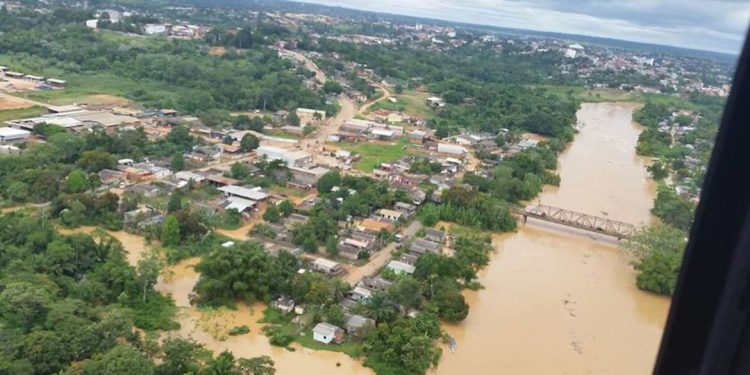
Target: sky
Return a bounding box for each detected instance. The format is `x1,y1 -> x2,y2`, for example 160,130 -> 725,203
294,0 -> 750,54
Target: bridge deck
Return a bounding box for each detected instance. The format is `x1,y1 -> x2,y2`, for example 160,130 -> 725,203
516,205 -> 636,239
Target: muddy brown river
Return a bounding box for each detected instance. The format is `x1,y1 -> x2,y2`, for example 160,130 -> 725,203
436,102 -> 671,374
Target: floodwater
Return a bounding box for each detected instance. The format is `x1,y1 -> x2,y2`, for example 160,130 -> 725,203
57,226 -> 148,267
435,102 -> 671,374
155,258 -> 372,375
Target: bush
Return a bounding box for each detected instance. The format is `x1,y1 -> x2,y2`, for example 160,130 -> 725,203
228,325 -> 250,336
269,331 -> 294,347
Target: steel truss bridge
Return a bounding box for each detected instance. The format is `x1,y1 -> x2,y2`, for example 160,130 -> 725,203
515,204 -> 637,240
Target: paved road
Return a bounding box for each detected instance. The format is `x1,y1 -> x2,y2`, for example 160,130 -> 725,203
342,220 -> 423,286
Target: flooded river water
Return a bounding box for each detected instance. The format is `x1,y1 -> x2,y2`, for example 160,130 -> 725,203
436,102 -> 671,374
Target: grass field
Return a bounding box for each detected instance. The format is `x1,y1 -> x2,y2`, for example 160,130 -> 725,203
339,137 -> 418,172
368,90 -> 435,118
0,106 -> 47,122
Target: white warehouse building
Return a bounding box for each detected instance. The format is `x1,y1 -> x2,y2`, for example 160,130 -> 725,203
256,145 -> 312,167
0,127 -> 31,144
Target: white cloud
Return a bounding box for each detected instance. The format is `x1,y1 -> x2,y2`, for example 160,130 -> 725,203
296,0 -> 750,54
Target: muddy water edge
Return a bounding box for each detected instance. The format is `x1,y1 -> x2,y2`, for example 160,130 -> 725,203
435,102 -> 671,375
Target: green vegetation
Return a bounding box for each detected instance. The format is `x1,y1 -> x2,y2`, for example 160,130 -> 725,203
192,242 -> 301,307
0,10 -> 332,117
623,224 -> 687,296
0,106 -> 47,122
339,137 -> 417,172
368,91 -> 435,118
228,325 -> 251,336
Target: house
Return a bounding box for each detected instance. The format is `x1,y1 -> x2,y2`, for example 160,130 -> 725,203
348,286 -> 372,301
393,202 -> 417,217
437,143 -> 467,156
387,260 -> 416,275
400,253 -> 419,265
218,185 -> 269,202
98,169 -> 126,186
377,209 -> 403,221
271,296 -> 295,315
288,165 -> 330,187
125,184 -> 161,198
313,323 -> 344,344
223,196 -> 257,213
371,128 -> 395,140
337,244 -> 363,261
409,238 -> 442,256
46,78 -> 67,88
124,207 -> 162,233
256,145 -> 312,167
0,127 -> 30,144
345,314 -> 375,337
424,228 -> 446,243
357,218 -> 393,233
175,171 -> 206,184
408,130 -> 427,143
360,276 -> 393,292
311,258 -> 344,276
144,24 -> 167,35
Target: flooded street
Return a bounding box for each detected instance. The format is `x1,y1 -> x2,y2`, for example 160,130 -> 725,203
436,102 -> 671,375
156,258 -> 372,375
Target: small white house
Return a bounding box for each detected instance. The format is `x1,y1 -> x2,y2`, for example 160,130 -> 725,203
313,322 -> 344,344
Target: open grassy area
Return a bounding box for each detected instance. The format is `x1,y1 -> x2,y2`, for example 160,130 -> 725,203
0,106 -> 47,121
339,137 -> 418,172
369,90 -> 435,118
11,72 -> 183,106
264,129 -> 302,140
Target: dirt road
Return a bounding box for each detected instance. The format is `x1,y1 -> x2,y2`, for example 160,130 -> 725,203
358,83 -> 392,115
343,221 -> 422,285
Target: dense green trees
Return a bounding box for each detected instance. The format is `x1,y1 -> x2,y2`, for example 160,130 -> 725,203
623,224 -> 687,296
419,188 -> 516,232
652,185 -> 695,231
0,212 -> 185,373
192,242 -> 296,307
364,313 -> 442,375
0,14 -> 327,114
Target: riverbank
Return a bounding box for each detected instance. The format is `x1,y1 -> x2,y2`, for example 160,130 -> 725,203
435,102 -> 671,374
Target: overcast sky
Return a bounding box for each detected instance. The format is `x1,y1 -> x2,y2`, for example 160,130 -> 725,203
295,0 -> 750,54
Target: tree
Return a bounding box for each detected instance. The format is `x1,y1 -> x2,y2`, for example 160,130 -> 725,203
278,200 -> 294,217
325,236 -> 338,257
287,111 -> 300,127
82,345 -> 154,375
237,356 -> 276,375
388,277 -> 423,312
157,338 -> 209,375
193,242 -> 283,307
136,251 -> 162,303
263,206 -> 281,223
171,153 -> 185,172
623,224 -> 687,296
0,282 -> 51,331
166,125 -> 194,151
161,216 -> 181,247
7,181 -> 29,202
67,169 -> 89,193
223,135 -> 235,145
230,162 -> 251,179
167,192 -> 183,213
20,330 -> 68,375
77,150 -> 117,172
323,81 -> 343,94
647,161 -> 669,180
240,134 -> 259,152
316,171 -> 341,193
